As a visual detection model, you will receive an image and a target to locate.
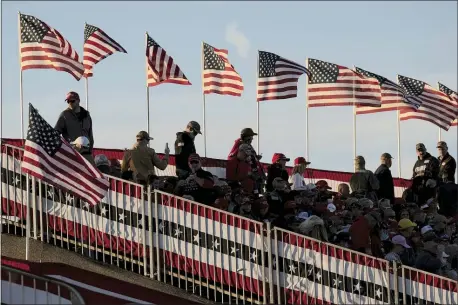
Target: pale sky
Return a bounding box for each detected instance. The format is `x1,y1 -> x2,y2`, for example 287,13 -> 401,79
1,1 -> 457,179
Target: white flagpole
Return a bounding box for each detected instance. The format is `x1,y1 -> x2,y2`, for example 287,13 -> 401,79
438,128 -> 442,141
145,32 -> 150,137
256,51 -> 260,153
201,41 -> 207,157
397,110 -> 402,178
352,65 -> 357,171
84,22 -> 89,110
18,12 -> 25,140
305,58 -> 310,161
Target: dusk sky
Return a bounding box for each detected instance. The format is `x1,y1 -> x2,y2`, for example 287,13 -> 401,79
1,1 -> 457,178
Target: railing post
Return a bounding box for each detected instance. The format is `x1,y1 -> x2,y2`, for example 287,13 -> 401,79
25,173 -> 30,260
266,221 -> 274,304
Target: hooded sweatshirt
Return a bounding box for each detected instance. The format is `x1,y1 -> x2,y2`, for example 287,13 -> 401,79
412,152 -> 440,180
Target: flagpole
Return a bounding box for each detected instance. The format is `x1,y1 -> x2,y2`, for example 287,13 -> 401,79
438,128 -> 441,141
305,58 -> 309,161
84,22 -> 89,110
256,51 -> 260,153
352,65 -> 357,171
397,110 -> 402,178
145,32 -> 150,137
201,41 -> 207,157
18,12 -> 25,141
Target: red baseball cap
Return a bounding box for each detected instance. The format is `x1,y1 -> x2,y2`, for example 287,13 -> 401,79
315,180 -> 332,190
188,153 -> 201,162
272,153 -> 290,163
294,157 -> 311,166
65,91 -> 80,102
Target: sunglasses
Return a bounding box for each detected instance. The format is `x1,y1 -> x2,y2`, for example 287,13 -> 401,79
190,160 -> 200,165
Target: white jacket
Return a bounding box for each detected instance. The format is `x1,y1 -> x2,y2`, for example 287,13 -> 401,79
289,173 -> 308,191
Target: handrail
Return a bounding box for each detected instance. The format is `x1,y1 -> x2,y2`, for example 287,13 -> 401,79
1,265 -> 86,305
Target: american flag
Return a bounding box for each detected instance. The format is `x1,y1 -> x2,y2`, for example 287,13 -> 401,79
19,13 -> 84,81
355,67 -> 421,115
307,58 -> 381,107
21,104 -> 109,206
438,82 -> 458,127
202,42 -> 243,96
83,23 -> 127,78
398,75 -> 457,130
257,51 -> 310,102
146,34 -> 190,87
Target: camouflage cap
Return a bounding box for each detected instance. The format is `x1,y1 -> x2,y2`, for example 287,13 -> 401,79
187,121 -> 202,134
416,143 -> 426,151
436,141 -> 448,149
136,131 -> 153,141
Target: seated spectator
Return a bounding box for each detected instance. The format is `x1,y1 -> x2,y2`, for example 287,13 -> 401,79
110,159 -> 122,177
121,131 -> 169,186
415,241 -> 443,273
350,155 -> 380,202
420,225 -> 437,242
266,177 -> 295,216
178,153 -> 215,205
395,218 -> 418,265
226,144 -> 255,194
349,210 -> 383,257
266,153 -> 290,192
288,157 -> 310,191
251,196 -> 271,222
298,215 -> 329,242
94,154 -> 111,175
437,178 -> 458,218
385,235 -> 412,265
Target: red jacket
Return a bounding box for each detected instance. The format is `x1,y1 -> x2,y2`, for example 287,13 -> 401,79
226,158 -> 254,193
228,139 -> 264,174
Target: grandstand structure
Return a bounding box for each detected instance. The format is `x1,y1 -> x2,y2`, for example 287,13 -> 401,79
1,139 -> 456,305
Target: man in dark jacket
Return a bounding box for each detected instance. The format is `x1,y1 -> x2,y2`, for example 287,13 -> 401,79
437,179 -> 458,218
374,153 -> 395,205
174,121 -> 201,179
55,91 -> 94,164
266,153 -> 290,192
349,156 -> 379,202
437,141 -> 456,183
412,143 -> 440,181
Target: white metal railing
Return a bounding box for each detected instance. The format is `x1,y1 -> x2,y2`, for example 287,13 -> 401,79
1,264 -> 85,304
1,143 -> 457,304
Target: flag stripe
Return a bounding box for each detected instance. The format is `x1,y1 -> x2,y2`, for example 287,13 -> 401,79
83,25 -> 126,77
146,35 -> 190,87
20,15 -> 84,80
202,44 -> 243,96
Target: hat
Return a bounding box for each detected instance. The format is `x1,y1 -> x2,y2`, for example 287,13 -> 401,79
354,155 -> 366,163
240,128 -> 257,137
65,91 -> 80,102
383,208 -> 396,218
381,153 -> 393,159
110,158 -> 121,168
272,153 -> 290,163
437,141 -> 448,149
421,225 -> 434,235
315,180 -> 331,190
273,177 -> 286,184
398,218 -> 417,230
327,203 -> 337,213
392,235 -> 411,248
187,121 -> 202,134
420,198 -> 435,210
136,131 -> 153,141
439,233 -> 450,241
188,153 -> 201,162
297,211 -> 309,221
294,157 -> 311,166
70,136 -> 90,147
358,198 -> 374,209
416,143 -> 426,151
94,154 -> 110,167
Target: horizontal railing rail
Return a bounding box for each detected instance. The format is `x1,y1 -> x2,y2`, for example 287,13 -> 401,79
1,142 -> 456,304
1,264 -> 86,305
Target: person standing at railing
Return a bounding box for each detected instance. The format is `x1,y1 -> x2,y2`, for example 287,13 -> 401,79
55,91 -> 95,165
288,157 -> 311,191
437,141 -> 456,184
226,143 -> 255,194
350,156 -> 380,203
374,153 -> 395,205
121,131 -> 169,186
266,153 -> 290,192
174,121 -> 202,179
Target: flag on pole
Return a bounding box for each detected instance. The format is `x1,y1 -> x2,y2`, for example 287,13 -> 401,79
146,34 -> 191,87
19,13 -> 84,80
306,58 -> 381,107
398,76 -> 457,130
257,51 -> 310,102
355,67 -> 421,115
21,104 -> 109,206
202,42 -> 243,96
83,23 -> 127,77
438,82 -> 458,127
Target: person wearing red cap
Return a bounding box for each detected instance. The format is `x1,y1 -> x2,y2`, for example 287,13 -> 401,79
55,91 -> 94,165
266,153 -> 290,192
179,153 -> 215,205
226,144 -> 255,194
289,157 -> 311,191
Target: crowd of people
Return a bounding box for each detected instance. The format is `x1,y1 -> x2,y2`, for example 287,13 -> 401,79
59,91 -> 458,280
